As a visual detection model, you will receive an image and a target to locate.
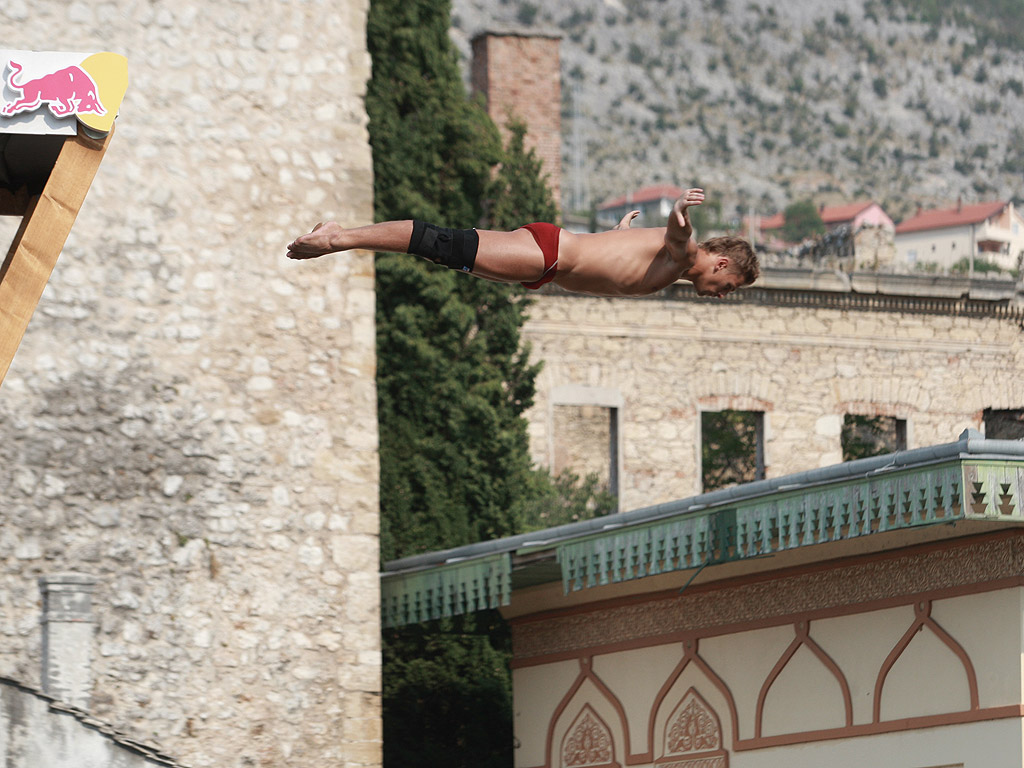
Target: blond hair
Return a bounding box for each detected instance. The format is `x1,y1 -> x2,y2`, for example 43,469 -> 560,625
700,236 -> 759,285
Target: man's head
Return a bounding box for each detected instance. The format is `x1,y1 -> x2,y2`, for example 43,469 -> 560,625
690,237 -> 759,297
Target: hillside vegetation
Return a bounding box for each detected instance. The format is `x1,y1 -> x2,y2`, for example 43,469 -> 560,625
451,0 -> 1024,223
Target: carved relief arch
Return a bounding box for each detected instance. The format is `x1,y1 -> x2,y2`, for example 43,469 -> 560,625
546,657 -> 630,768
655,688 -> 728,768
648,639 -> 739,760
562,704 -> 621,768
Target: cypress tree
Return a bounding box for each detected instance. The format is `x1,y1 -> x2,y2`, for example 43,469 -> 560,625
366,2 -> 566,768
484,118 -> 558,229
367,0 -> 542,562
366,0 -> 499,226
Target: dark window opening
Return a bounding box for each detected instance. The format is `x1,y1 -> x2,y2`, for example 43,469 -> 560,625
701,410 -> 765,492
984,408 -> 1024,439
841,414 -> 907,461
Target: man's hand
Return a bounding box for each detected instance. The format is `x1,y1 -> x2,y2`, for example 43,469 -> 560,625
287,221 -> 343,259
671,188 -> 704,231
665,188 -> 704,265
614,210 -> 640,230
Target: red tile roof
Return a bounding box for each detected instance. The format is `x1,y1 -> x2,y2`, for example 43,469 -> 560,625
895,201 -> 1008,234
598,184 -> 685,210
820,201 -> 875,224
760,201 -> 877,231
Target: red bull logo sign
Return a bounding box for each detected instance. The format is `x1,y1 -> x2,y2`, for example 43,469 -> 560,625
0,50 -> 127,136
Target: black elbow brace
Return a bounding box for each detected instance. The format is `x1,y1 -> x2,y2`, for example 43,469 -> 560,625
408,221 -> 478,273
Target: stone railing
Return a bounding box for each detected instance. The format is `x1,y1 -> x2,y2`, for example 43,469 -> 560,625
640,269 -> 1024,319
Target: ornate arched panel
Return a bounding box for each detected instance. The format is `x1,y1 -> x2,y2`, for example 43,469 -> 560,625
655,688 -> 728,768
561,704 -> 621,768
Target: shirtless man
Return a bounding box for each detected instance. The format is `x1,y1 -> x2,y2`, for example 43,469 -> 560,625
286,188 -> 759,298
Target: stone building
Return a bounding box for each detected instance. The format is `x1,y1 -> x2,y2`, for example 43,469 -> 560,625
1,675 -> 186,768
0,3 -> 380,768
522,276 -> 1024,513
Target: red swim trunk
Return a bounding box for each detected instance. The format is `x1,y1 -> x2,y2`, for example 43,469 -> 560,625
519,222 -> 560,289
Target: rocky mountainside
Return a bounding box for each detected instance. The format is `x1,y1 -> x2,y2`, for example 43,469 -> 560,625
450,0 -> 1024,224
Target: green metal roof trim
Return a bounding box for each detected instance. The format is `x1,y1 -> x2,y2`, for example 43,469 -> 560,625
381,552 -> 510,629
381,431 -> 1024,626
559,458 -> 1012,591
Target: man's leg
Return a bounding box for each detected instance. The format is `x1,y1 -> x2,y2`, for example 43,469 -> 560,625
288,220 -> 549,284
287,220 -> 414,259
471,229 -> 547,283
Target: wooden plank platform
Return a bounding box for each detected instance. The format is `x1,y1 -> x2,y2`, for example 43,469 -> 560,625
0,128 -> 113,385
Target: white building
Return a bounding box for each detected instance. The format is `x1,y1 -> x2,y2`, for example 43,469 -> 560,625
895,200 -> 1024,273
595,185 -> 684,231
384,431 -> 1024,768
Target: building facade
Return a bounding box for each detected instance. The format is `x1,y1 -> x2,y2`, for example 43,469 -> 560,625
522,276 -> 1024,512
0,3 -> 380,768
759,201 -> 895,237
382,434 -> 1024,768
895,201 -> 1024,273
595,185 -> 685,231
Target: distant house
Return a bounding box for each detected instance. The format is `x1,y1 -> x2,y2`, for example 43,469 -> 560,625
894,200 -> 1024,273
595,184 -> 684,231
757,201 -> 896,269
759,200 -> 895,239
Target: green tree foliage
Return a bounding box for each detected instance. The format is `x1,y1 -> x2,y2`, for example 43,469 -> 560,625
366,0 -> 500,226
951,256 -> 1003,275
366,2 -> 608,767
484,118 -> 558,229
688,198 -> 723,238
701,410 -> 762,492
367,0 -> 546,562
375,261 -> 541,561
782,199 -> 826,242
517,468 -> 618,531
382,612 -> 512,768
841,415 -> 898,461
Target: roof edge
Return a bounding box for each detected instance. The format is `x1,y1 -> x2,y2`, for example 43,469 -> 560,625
383,430 -> 1024,577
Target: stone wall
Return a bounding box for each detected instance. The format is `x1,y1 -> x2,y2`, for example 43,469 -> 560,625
0,2 -> 379,768
523,289 -> 1024,512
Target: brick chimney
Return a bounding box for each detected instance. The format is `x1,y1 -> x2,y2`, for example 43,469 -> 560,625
471,28 -> 563,213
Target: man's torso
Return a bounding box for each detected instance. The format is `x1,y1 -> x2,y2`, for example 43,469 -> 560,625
553,227 -> 692,296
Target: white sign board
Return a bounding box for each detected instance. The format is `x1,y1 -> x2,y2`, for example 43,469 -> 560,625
0,49 -> 128,136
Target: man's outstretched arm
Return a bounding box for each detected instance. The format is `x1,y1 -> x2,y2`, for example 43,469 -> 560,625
664,188 -> 704,265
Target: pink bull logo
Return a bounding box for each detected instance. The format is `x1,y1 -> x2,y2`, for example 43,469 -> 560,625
2,60 -> 106,118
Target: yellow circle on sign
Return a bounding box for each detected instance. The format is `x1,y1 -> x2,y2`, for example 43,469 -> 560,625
78,52 -> 128,134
